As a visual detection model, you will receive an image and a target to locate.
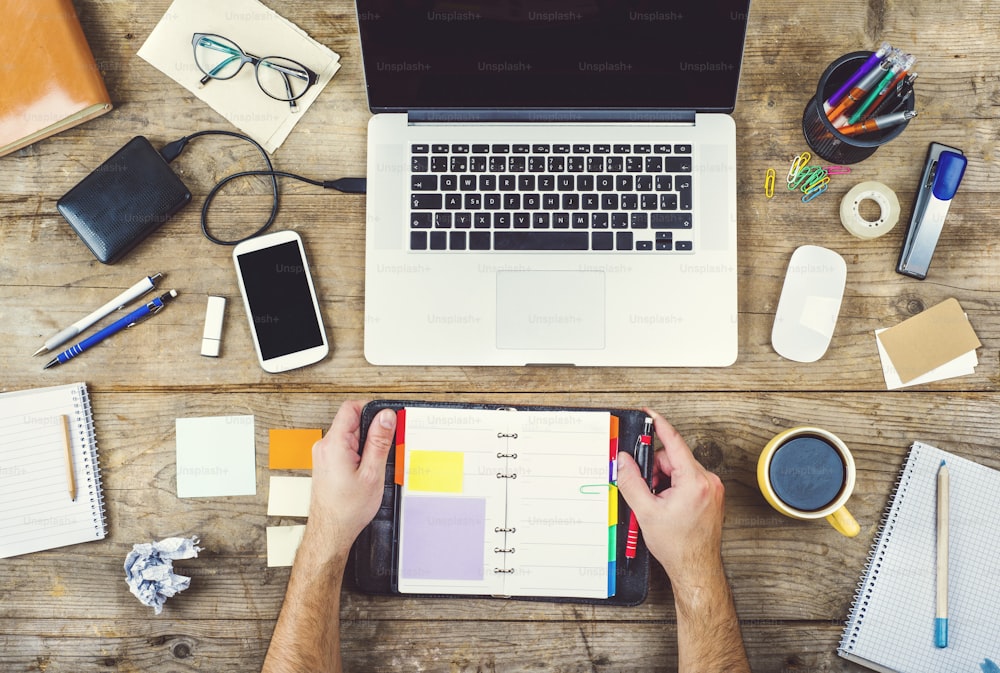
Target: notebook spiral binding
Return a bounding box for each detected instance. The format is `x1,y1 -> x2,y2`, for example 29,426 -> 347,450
497,432 -> 518,439
73,385 -> 107,536
838,443 -> 921,654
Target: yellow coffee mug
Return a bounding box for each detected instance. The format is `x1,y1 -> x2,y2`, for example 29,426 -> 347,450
757,426 -> 860,538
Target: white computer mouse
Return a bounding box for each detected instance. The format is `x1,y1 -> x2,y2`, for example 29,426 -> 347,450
771,245 -> 847,363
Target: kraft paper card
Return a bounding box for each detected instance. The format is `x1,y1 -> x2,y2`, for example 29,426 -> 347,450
876,298 -> 981,384
875,329 -> 978,389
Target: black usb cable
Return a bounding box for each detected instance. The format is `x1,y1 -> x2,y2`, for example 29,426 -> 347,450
159,129 -> 366,245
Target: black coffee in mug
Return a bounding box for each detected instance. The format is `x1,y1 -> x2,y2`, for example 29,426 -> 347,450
768,434 -> 846,512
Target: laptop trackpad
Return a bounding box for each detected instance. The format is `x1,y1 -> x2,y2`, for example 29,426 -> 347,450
496,271 -> 605,350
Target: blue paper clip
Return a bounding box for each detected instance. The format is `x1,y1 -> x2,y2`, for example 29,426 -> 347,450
801,171 -> 830,193
802,182 -> 828,202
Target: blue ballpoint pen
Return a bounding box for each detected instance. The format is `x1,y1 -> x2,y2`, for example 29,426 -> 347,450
44,290 -> 178,369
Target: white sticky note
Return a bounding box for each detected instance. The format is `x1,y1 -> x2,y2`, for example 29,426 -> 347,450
267,476 -> 312,517
175,416 -> 257,498
266,525 -> 306,567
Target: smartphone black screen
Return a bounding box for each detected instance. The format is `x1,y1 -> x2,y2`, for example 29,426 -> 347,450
236,241 -> 324,361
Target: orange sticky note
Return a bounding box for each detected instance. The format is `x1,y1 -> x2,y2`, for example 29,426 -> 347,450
269,428 -> 323,469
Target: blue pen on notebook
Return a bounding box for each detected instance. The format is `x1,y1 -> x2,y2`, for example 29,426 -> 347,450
44,290 -> 178,369
935,460 -> 949,648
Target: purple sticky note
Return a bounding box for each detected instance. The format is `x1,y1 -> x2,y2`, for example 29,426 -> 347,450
400,496 -> 486,581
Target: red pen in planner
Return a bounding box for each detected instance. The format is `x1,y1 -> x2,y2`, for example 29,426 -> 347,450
625,417 -> 654,564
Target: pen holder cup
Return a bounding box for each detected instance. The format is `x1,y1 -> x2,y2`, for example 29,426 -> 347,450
802,51 -> 915,165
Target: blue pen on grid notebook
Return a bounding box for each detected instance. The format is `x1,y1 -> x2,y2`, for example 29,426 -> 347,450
935,460 -> 949,648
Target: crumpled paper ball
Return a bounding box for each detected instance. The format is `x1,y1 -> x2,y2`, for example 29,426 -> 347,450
124,536 -> 202,614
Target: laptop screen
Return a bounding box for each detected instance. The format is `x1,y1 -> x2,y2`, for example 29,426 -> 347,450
356,1 -> 751,114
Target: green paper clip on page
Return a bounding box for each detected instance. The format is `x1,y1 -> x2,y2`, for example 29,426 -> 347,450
350,400 -> 654,606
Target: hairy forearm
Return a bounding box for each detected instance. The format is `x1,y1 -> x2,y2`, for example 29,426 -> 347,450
261,537 -> 349,673
673,563 -> 751,673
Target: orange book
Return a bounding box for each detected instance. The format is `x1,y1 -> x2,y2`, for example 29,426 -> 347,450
0,0 -> 112,157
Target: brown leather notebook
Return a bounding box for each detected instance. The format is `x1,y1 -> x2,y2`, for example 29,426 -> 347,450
0,0 -> 112,157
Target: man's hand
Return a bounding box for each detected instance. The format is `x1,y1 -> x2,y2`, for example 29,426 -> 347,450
304,400 -> 397,565
616,409 -> 750,673
616,409 -> 726,590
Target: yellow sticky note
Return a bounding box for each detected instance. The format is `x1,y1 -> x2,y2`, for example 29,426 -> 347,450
269,428 -> 323,469
407,450 -> 463,493
608,484 -> 619,526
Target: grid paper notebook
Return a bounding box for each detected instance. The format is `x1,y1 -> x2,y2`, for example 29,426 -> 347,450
0,382 -> 106,559
838,441 -> 1000,672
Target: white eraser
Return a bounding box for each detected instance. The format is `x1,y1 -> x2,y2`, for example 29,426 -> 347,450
201,296 -> 226,357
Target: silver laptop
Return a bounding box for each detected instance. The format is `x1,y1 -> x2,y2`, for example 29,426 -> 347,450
360,2 -> 751,366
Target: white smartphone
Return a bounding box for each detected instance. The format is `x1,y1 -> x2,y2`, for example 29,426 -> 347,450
233,230 -> 329,372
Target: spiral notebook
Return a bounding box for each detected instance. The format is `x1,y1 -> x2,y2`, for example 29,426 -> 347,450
351,400 -> 653,605
838,441 -> 1000,673
0,382 -> 107,559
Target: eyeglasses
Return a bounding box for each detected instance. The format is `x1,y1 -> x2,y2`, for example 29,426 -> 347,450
192,33 -> 318,112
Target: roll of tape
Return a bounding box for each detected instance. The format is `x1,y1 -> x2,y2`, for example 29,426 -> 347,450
840,181 -> 901,239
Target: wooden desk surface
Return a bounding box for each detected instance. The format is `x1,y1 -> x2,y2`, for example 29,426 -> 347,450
3,1 -> 998,671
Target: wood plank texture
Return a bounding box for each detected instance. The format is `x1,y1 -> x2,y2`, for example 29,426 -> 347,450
1,0 -> 998,671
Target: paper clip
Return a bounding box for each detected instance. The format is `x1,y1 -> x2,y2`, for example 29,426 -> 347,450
786,152 -> 811,184
802,182 -> 828,202
789,164 -> 822,190
825,165 -> 851,175
764,168 -> 776,198
801,171 -> 830,193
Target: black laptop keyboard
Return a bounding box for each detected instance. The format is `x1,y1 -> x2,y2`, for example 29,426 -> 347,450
408,142 -> 694,253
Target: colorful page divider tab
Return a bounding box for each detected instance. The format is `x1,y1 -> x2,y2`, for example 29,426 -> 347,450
394,408 -> 407,486
268,428 -> 322,469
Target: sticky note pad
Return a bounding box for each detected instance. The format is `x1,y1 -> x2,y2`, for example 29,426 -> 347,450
266,525 -> 306,567
407,450 -> 464,493
269,428 -> 322,469
400,496 -> 485,580
267,476 -> 312,517
876,298 -> 982,384
176,415 -> 256,498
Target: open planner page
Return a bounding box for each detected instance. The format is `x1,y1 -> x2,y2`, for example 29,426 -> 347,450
396,406 -> 613,598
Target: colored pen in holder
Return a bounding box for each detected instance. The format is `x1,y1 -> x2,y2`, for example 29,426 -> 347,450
802,50 -> 916,164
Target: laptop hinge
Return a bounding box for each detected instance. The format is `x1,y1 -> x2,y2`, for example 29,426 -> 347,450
407,109 -> 697,124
